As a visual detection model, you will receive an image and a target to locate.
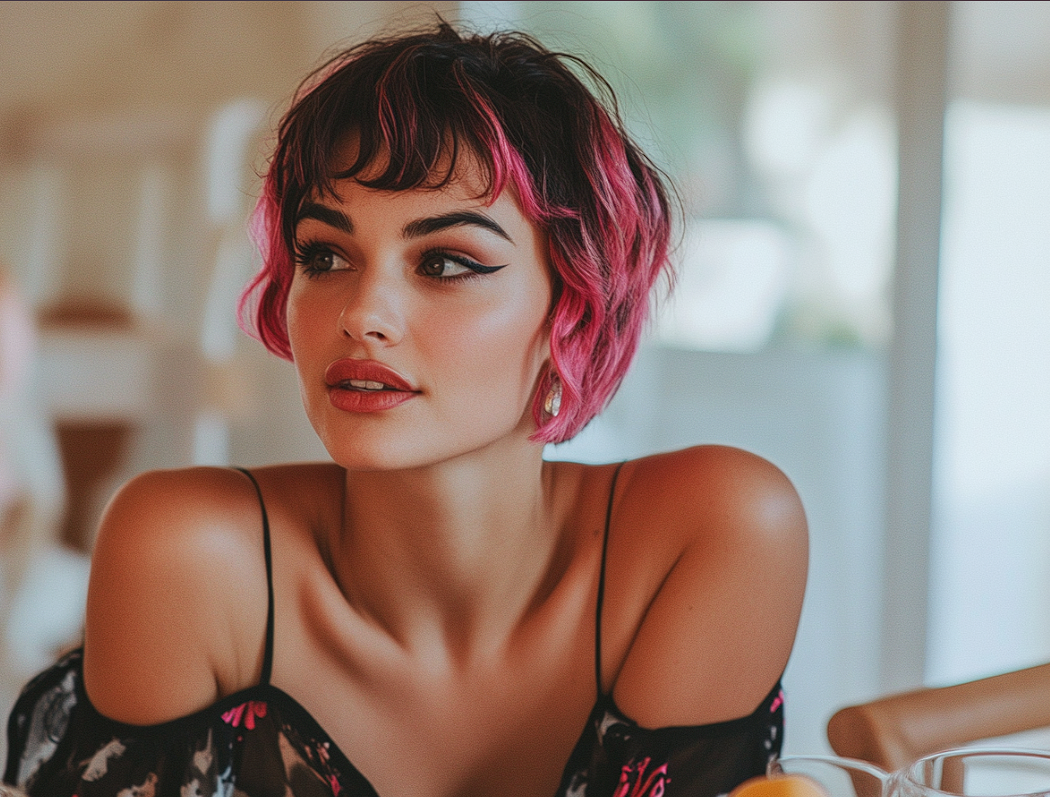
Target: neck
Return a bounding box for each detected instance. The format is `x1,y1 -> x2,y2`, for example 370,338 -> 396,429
330,440 -> 562,665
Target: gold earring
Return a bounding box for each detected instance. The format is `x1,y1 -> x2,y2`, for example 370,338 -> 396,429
544,379 -> 562,417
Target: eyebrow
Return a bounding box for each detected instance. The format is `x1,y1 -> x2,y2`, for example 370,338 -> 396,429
402,211 -> 513,243
296,202 -> 353,233
296,204 -> 514,244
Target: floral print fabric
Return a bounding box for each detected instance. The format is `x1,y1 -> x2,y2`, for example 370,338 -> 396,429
4,649 -> 782,797
4,649 -> 377,797
557,684 -> 784,797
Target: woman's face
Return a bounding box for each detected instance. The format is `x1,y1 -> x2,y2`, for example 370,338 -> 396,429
285,160 -> 553,472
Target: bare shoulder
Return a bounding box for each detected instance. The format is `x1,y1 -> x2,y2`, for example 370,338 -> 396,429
83,466 -> 280,724
608,445 -> 808,727
623,445 -> 806,545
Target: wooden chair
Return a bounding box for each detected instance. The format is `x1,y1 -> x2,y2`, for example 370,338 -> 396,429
827,662 -> 1050,773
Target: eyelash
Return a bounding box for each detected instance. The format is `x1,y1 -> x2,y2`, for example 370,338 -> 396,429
293,241 -> 340,278
292,240 -> 506,283
419,250 -> 507,282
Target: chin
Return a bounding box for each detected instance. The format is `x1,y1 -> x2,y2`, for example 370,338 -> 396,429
319,438 -> 424,473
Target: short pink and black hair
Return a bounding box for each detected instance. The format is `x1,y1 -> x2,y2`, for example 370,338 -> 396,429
240,22 -> 673,444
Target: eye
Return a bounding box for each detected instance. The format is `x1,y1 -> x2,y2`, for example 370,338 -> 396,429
294,242 -> 351,276
419,253 -> 475,279
419,251 -> 508,281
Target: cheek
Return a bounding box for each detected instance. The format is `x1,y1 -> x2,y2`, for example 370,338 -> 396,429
284,282 -> 305,342
284,291 -> 338,420
283,296 -> 314,397
431,300 -> 549,390
285,285 -> 329,361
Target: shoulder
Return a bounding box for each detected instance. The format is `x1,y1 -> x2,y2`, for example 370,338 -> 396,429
83,465 -> 310,724
606,446 -> 807,727
87,466 -> 273,584
621,445 -> 806,546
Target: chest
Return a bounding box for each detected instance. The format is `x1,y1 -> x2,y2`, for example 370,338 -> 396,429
276,637 -> 598,797
269,568 -> 602,797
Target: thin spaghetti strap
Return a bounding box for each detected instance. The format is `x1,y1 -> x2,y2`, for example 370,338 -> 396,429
234,467 -> 275,686
595,461 -> 626,695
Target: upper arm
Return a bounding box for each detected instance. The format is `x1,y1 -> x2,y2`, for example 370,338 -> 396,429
610,446 -> 808,728
83,467 -> 268,725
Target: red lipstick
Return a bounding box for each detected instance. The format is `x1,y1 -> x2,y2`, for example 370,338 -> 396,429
324,359 -> 418,413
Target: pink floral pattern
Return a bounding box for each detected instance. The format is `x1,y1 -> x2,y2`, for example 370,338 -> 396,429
613,756 -> 670,797
769,688 -> 784,714
222,700 -> 268,730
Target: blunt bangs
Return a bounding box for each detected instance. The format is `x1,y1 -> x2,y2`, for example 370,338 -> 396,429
240,21 -> 674,445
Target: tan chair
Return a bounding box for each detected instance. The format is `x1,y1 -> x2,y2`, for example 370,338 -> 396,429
827,662 -> 1050,773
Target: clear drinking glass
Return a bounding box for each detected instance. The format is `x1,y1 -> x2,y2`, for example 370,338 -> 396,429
892,748 -> 1050,796
768,754 -> 893,797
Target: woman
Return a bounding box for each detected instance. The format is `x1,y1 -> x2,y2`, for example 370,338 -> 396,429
5,22 -> 807,797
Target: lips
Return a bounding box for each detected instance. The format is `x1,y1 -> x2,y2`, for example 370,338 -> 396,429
324,359 -> 418,413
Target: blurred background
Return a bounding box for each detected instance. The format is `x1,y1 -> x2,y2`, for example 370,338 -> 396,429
1,0 -> 1048,758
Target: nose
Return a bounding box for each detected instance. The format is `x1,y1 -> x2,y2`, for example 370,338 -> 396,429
337,270 -> 404,346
